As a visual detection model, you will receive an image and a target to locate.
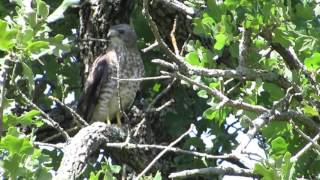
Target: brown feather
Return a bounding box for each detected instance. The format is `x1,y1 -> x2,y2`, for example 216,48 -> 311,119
78,55 -> 109,121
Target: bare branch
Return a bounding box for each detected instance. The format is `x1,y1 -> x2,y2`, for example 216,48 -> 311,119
135,124 -> 195,179
152,58 -> 298,93
79,37 -> 109,43
42,126 -> 79,143
106,142 -> 232,160
49,96 -> 89,127
168,166 -> 260,179
19,90 -> 70,141
134,78 -> 176,137
141,41 -> 159,53
291,120 -> 320,162
111,75 -> 172,82
170,15 -> 179,55
171,71 -> 270,113
156,0 -> 197,16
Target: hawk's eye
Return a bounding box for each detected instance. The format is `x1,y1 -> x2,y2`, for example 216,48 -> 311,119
118,29 -> 125,34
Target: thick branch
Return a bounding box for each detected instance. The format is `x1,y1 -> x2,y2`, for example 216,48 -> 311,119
55,122 -> 126,179
156,0 -> 197,16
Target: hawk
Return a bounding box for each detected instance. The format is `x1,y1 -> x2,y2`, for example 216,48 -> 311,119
78,24 -> 144,124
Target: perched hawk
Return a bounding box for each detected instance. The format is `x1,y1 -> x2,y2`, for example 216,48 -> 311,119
78,24 -> 144,124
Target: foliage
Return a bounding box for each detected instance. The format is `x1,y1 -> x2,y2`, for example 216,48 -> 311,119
89,161 -> 121,180
0,0 -> 78,179
188,0 -> 320,179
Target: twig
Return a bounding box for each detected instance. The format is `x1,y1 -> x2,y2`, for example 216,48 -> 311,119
19,90 -> 70,141
233,113 -> 273,155
49,96 -> 89,127
153,99 -> 174,112
111,75 -> 171,82
142,0 -> 189,71
290,120 -> 320,162
42,126 -> 79,143
135,124 -> 195,179
180,34 -> 192,56
34,141 -> 64,149
152,58 -> 298,94
291,132 -> 320,162
141,41 -> 159,53
134,78 -> 176,137
147,78 -> 176,112
106,141 -> 232,160
170,71 -> 269,113
79,37 -> 109,43
170,15 -> 179,55
168,166 -> 260,179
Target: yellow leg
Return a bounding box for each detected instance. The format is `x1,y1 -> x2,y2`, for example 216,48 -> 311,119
116,112 -> 122,126
106,114 -> 111,124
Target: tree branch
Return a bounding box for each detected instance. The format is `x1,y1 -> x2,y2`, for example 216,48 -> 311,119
168,166 -> 260,179
156,0 -> 197,16
19,90 -> 70,141
55,122 -> 126,179
135,124 -> 195,179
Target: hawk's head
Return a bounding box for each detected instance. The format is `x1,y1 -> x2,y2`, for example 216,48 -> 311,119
107,24 -> 138,48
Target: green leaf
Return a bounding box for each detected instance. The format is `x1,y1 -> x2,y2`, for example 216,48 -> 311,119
37,0 -> 49,18
2,153 -> 26,178
303,104 -> 319,117
295,3 -> 314,21
304,53 -> 320,71
153,171 -> 162,180
17,28 -> 34,45
197,90 -> 208,99
26,41 -> 49,53
203,107 -> 227,125
153,83 -> 161,92
273,28 -> 291,48
203,107 -> 216,120
254,163 -> 275,180
0,135 -> 33,155
270,137 -> 288,157
18,110 -> 40,126
110,165 -> 121,174
3,114 -> 19,129
185,52 -> 200,65
282,152 -> 295,180
0,20 -> 17,51
214,33 -> 228,50
21,62 -> 35,96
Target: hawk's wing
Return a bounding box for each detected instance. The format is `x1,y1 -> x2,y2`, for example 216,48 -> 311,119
78,54 -> 109,122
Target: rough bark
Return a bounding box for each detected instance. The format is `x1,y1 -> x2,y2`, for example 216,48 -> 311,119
55,122 -> 126,179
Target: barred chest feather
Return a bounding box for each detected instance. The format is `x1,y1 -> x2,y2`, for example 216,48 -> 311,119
91,46 -> 144,122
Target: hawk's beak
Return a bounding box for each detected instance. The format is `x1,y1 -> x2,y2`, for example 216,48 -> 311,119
107,29 -> 118,38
